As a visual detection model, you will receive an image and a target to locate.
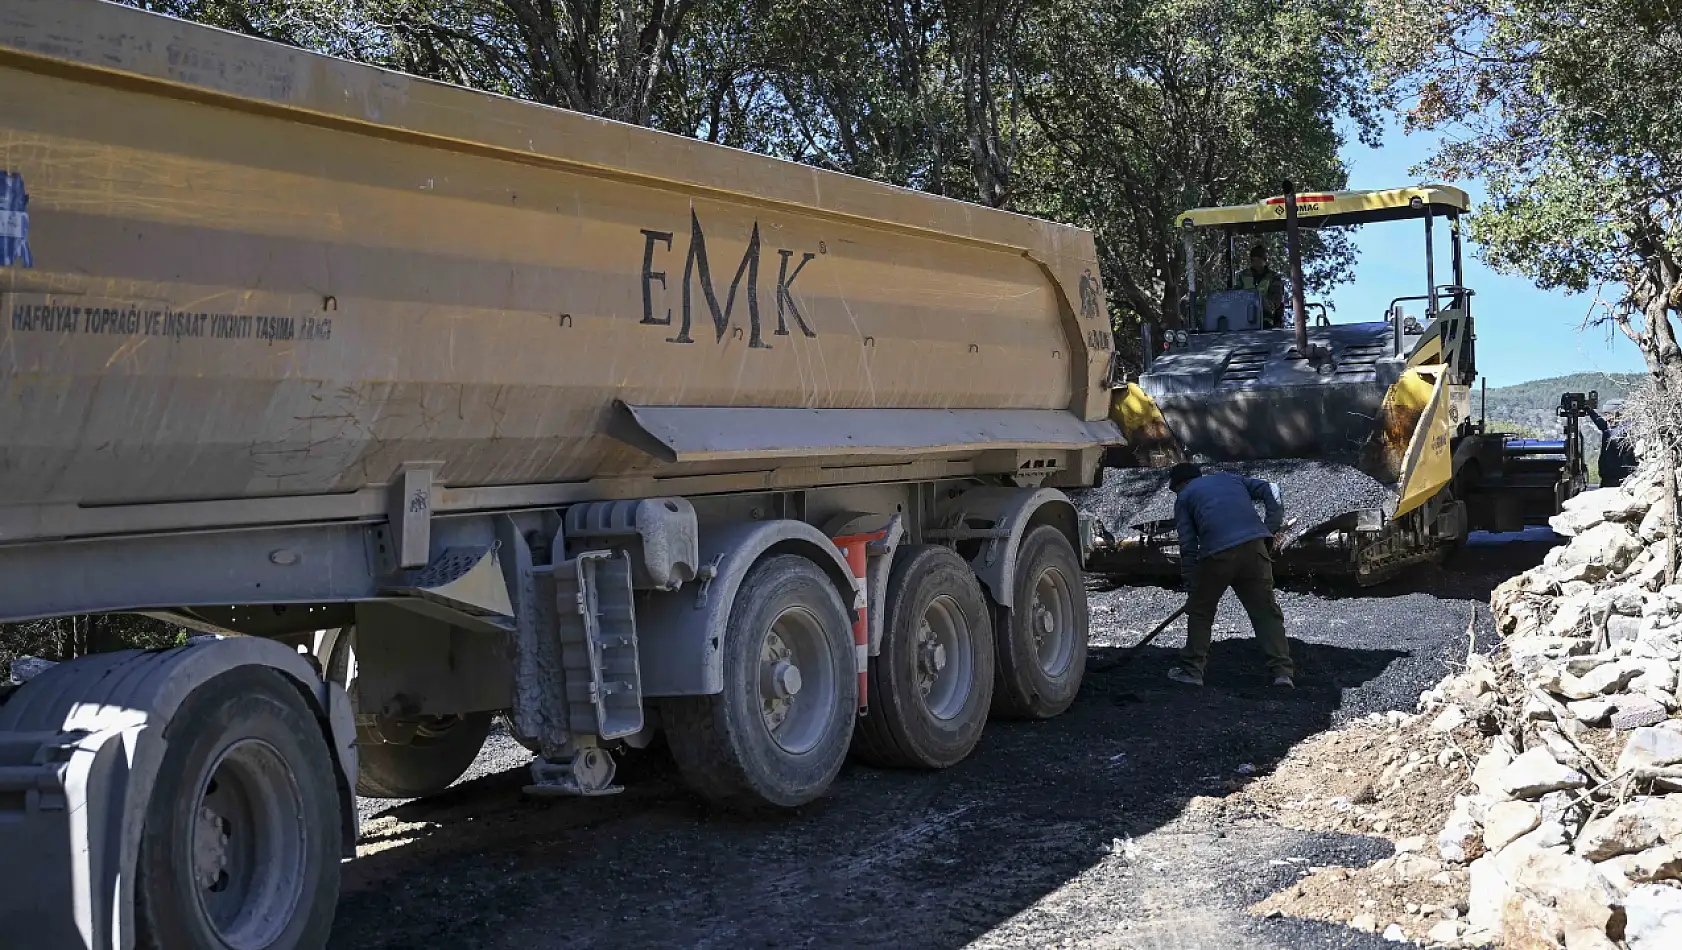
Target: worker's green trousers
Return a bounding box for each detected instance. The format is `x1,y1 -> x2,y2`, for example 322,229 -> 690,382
1179,538 -> 1294,677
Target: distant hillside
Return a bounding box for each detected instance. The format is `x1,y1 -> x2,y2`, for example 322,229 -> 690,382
1478,372 -> 1645,482
1478,372 -> 1644,435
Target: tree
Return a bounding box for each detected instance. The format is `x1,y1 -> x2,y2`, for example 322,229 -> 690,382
1368,0 -> 1682,576
123,0 -> 1374,368
1012,0 -> 1376,348
123,0 -> 703,125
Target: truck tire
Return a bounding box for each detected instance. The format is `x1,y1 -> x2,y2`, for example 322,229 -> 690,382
355,712 -> 493,799
853,545 -> 995,768
663,553 -> 857,808
991,525 -> 1089,720
135,666 -> 341,950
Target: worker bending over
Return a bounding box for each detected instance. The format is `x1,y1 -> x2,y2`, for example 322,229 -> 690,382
1166,463 -> 1295,688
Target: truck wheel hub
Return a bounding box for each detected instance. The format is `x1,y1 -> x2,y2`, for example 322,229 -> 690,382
190,738 -> 310,950
193,803 -> 232,890
916,627 -> 949,686
764,660 -> 803,699
760,631 -> 798,730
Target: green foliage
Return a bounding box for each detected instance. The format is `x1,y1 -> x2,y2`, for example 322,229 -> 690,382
1009,0 -> 1375,338
118,0 -> 1376,368
1367,0 -> 1682,376
1485,420 -> 1542,440
2,615 -> 188,672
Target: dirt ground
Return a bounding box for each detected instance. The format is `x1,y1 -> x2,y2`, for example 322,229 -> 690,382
329,534 -> 1550,949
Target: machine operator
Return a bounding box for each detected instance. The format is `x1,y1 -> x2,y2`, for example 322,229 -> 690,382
1166,463 -> 1296,689
1236,244 -> 1285,329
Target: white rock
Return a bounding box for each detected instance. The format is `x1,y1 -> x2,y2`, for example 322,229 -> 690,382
1382,923 -> 1406,942
1640,552 -> 1674,591
1631,659 -> 1679,696
1568,698 -> 1615,724
1542,791 -> 1587,839
1465,855 -> 1508,935
1573,660 -> 1644,697
1538,723 -> 1590,769
1552,488 -> 1646,536
1396,835 -> 1428,855
1513,637 -> 1589,677
1557,521 -> 1645,578
1350,912 -> 1377,932
1484,800 -> 1542,853
1614,695 -> 1671,730
1605,845 -> 1682,885
1524,692 -> 1562,722
1474,741 -> 1516,799
1575,798 -> 1682,861
1431,705 -> 1468,734
1499,747 -> 1589,799
1549,594 -> 1595,636
1565,653 -> 1618,675
1425,919 -> 1461,944
1615,586 -> 1652,614
1610,614 -> 1645,647
1554,557 -> 1604,584
1625,883 -> 1682,949
1440,795 -> 1486,864
1509,848 -> 1624,947
1503,821 -> 1570,868
1394,852 -> 1443,881
1638,498 -> 1671,542
1619,725 -> 1682,772
1634,619 -> 1682,662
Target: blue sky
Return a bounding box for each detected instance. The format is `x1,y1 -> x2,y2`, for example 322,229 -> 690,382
1322,118 -> 1646,386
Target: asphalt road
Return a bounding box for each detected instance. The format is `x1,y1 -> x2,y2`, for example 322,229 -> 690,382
331,533 -> 1548,950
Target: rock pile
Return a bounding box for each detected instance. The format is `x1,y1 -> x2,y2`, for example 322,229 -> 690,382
1243,702 -> 1492,943
1420,458 -> 1682,948
1239,456 -> 1682,947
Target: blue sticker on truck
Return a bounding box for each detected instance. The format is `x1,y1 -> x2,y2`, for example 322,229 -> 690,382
0,171 -> 31,268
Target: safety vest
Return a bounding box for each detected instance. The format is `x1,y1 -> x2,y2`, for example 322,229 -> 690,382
1236,267 -> 1277,301
1236,267 -> 1283,327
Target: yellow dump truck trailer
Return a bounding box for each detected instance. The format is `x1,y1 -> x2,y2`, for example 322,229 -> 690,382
0,1 -> 1121,945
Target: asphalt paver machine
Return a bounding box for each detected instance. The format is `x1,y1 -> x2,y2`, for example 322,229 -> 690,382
1096,184 -> 1587,583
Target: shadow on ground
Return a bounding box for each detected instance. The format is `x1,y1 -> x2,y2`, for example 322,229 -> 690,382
330,534 -> 1554,949
332,636 -> 1410,950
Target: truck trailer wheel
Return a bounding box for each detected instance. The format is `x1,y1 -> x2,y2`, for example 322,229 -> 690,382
853,545 -> 996,768
135,666 -> 341,950
991,525 -> 1089,720
664,554 -> 857,808
355,712 -> 493,798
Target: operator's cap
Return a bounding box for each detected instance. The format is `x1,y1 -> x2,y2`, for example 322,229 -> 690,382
1168,462 -> 1202,491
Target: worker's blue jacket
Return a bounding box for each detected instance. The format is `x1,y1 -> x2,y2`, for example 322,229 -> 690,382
1173,472 -> 1284,568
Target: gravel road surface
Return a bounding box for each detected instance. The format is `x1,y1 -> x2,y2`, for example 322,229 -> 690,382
332,533 -> 1547,950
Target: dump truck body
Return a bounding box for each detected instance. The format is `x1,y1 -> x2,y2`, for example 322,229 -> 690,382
0,0 -> 1113,533
0,3 -> 1120,946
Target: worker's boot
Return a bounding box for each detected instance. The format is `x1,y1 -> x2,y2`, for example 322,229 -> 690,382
1166,666 -> 1204,687
1271,674 -> 1295,688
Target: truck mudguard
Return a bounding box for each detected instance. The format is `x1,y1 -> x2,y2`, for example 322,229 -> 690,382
0,638 -> 358,950
931,487 -> 1081,608
634,520 -> 859,697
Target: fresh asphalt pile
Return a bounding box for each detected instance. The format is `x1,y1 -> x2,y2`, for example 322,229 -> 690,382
1073,459 -> 1400,545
